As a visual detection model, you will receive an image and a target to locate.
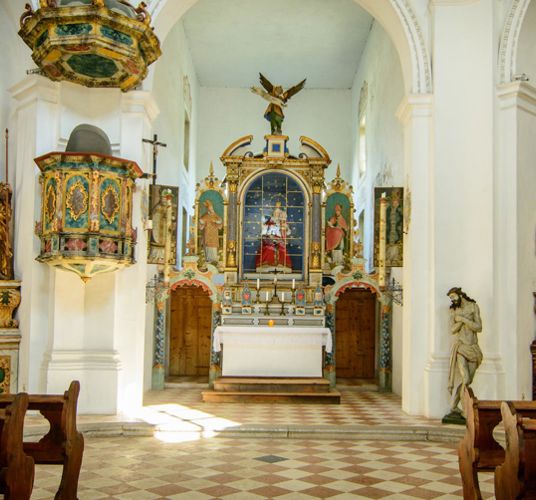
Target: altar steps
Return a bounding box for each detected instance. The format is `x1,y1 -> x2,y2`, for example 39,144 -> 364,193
202,377 -> 341,404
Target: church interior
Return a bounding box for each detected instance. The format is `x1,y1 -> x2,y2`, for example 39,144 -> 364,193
0,0 -> 535,497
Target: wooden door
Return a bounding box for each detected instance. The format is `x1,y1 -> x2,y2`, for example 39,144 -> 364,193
169,287 -> 212,376
335,288 -> 376,378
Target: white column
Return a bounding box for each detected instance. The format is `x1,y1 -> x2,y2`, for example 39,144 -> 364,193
115,91 -> 158,412
9,76 -> 60,393
420,1 -> 501,417
396,94 -> 433,416
496,82 -> 536,400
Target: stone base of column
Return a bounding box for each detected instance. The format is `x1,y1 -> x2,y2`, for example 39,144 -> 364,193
46,349 -> 121,413
378,368 -> 392,392
152,364 -> 165,391
423,355 -> 449,418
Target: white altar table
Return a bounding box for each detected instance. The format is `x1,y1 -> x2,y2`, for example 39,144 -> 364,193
213,326 -> 332,377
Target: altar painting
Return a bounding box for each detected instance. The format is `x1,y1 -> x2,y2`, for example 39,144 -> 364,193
147,184 -> 179,265
325,193 -> 351,267
197,190 -> 224,266
242,172 -> 305,278
374,187 -> 403,268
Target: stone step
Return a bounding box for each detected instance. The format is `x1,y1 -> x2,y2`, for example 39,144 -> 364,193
214,377 -> 331,393
201,390 -> 341,404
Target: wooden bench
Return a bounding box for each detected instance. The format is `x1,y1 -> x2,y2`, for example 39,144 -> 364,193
0,381 -> 84,500
458,387 -> 536,500
0,393 -> 34,499
494,401 -> 536,499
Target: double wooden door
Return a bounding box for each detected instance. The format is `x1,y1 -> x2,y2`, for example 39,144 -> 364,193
169,287 -> 212,376
335,288 -> 376,378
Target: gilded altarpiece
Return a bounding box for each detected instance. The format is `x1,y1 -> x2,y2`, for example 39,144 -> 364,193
374,187 -> 404,268
147,185 -> 178,265
324,167 -> 355,272
0,182 -> 21,394
194,165 -> 226,270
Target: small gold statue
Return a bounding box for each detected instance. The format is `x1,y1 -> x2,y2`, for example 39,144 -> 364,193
250,73 -> 306,135
0,183 -> 13,281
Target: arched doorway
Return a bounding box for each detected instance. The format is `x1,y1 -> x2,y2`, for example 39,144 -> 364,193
169,286 -> 212,377
335,288 -> 377,379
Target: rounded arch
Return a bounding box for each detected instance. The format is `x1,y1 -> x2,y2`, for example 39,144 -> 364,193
498,0 -> 531,83
149,0 -> 431,94
325,277 -> 382,304
166,274 -> 220,303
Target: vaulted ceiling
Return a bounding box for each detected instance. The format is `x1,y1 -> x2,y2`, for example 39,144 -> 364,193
182,0 -> 374,89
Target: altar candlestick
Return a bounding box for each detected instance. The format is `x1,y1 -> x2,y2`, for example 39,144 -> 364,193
256,278 -> 260,290
292,278 -> 295,290
379,192 -> 387,288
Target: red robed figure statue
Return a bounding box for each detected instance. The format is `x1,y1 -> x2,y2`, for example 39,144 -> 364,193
255,203 -> 292,272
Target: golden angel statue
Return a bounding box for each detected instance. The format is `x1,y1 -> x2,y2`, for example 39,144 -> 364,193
250,73 -> 306,135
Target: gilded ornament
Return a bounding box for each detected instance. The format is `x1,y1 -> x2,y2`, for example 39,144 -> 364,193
226,240 -> 237,267
0,184 -> 14,281
18,0 -> 161,91
101,184 -> 119,224
0,356 -> 10,394
66,179 -> 88,221
0,283 -> 21,329
44,183 -> 57,224
35,150 -> 142,281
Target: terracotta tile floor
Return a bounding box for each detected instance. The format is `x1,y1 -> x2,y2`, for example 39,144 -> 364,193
142,384 -> 438,427
29,382 -> 491,498
32,437 -> 495,499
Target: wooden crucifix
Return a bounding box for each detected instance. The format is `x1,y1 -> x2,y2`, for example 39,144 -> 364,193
142,134 -> 167,185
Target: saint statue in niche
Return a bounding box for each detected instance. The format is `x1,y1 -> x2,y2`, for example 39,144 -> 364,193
255,201 -> 292,272
199,199 -> 223,264
325,203 -> 348,265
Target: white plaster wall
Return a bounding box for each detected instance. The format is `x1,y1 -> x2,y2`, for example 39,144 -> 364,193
152,20 -> 199,249
516,94 -> 536,399
0,1 -> 30,183
516,0 -> 536,82
350,22 -> 405,272
196,87 -> 352,182
345,22 -> 404,395
146,20 -> 200,390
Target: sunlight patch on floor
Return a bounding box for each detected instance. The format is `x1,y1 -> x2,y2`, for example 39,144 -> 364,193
133,402 -> 241,442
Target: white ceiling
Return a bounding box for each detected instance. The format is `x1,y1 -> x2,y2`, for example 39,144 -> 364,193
182,0 -> 374,89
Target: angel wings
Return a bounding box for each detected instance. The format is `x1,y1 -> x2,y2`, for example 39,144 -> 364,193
250,73 -> 306,135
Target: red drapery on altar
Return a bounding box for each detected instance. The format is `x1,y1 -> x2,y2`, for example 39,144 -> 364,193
255,235 -> 292,270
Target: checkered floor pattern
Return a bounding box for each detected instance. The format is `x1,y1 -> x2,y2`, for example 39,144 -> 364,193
142,385 -> 438,427
32,436 -> 495,499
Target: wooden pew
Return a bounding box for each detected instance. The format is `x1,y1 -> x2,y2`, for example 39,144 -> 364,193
458,387 -> 536,500
0,392 -> 34,499
494,401 -> 536,500
0,381 -> 84,500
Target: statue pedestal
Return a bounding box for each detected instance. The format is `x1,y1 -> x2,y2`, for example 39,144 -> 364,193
0,281 -> 21,329
442,409 -> 466,425
0,328 -> 21,394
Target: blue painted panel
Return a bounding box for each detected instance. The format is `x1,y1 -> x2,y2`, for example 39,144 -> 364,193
244,190 -> 262,206
243,222 -> 261,239
287,191 -> 304,206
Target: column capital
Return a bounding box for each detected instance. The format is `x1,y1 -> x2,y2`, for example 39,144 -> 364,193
9,75 -> 59,107
396,93 -> 433,125
497,81 -> 536,115
120,90 -> 160,123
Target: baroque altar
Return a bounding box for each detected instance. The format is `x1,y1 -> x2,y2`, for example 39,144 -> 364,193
150,76 -> 393,396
